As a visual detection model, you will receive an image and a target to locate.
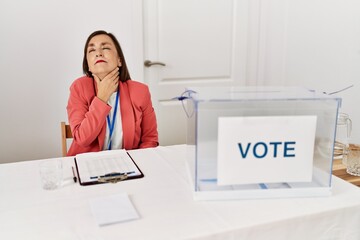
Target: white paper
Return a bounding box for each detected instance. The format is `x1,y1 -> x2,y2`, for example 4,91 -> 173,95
75,150 -> 142,184
217,115 -> 317,185
89,192 -> 140,226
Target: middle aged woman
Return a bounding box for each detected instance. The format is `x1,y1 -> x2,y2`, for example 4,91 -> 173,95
66,30 -> 158,156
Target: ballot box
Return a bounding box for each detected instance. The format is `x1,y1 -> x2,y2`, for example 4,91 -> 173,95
184,86 -> 341,200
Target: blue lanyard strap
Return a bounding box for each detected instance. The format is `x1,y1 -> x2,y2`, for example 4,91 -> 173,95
106,90 -> 119,150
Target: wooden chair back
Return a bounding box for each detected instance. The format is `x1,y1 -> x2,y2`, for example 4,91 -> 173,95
61,122 -> 73,157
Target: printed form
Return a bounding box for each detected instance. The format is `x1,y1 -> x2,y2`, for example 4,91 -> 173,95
74,149 -> 143,185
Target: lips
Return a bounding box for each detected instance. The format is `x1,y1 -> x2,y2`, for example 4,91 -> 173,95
95,60 -> 106,64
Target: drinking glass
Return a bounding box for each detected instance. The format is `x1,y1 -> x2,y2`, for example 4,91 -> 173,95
39,159 -> 63,190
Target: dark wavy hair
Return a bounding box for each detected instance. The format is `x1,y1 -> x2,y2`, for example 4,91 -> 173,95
82,30 -> 131,82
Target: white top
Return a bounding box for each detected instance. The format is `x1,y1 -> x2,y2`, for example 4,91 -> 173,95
103,91 -> 123,150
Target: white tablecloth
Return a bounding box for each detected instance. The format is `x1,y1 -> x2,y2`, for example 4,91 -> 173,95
1,145 -> 360,240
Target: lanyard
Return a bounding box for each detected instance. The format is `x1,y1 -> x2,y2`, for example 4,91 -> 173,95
106,90 -> 119,150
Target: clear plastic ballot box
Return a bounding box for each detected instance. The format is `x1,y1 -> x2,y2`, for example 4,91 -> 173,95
184,86 -> 341,200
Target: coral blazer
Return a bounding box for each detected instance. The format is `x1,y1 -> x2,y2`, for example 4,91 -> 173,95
66,76 -> 158,156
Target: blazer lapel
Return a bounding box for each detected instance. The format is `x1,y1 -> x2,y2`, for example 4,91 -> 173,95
119,81 -> 135,149
98,124 -> 106,151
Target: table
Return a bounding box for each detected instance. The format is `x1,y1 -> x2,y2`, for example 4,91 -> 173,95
1,145 -> 360,240
332,159 -> 360,187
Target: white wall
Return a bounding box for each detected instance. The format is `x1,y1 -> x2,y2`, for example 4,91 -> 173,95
250,0 -> 360,142
285,0 -> 360,143
0,0 -> 143,163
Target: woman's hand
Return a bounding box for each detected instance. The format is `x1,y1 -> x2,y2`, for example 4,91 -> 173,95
93,67 -> 119,103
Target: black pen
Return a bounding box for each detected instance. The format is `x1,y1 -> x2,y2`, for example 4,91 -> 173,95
72,166 -> 77,183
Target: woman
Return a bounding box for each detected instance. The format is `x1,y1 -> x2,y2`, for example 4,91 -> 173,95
66,30 -> 158,156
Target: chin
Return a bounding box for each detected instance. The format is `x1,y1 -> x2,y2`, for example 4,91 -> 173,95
92,69 -> 111,77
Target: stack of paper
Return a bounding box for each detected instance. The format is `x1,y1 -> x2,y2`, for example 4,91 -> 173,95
89,192 -> 140,226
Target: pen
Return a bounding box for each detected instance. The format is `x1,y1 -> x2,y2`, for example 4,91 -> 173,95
72,166 -> 77,183
90,171 -> 135,180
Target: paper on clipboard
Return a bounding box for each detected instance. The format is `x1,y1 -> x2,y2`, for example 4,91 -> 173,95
74,149 -> 143,185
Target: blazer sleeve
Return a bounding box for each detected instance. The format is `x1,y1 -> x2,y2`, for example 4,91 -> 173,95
67,78 -> 111,147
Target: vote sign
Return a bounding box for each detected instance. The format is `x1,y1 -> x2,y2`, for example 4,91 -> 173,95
217,116 -> 317,185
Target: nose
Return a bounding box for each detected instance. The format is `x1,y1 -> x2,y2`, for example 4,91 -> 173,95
95,50 -> 103,57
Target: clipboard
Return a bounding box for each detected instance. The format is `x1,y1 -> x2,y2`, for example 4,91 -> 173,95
74,149 -> 144,186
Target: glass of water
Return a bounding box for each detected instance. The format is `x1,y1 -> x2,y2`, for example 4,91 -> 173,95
39,159 -> 63,190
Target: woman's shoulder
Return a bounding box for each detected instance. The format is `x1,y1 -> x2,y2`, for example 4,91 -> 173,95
123,80 -> 152,104
69,76 -> 95,100
125,80 -> 150,92
70,76 -> 94,92
71,76 -> 93,86
125,79 -> 148,88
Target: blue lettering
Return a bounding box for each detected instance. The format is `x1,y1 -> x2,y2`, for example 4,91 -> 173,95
253,142 -> 267,158
237,141 -> 296,159
238,143 -> 251,158
269,142 -> 282,157
284,141 -> 296,157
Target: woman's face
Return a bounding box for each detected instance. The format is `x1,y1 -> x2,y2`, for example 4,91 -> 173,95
86,34 -> 121,79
